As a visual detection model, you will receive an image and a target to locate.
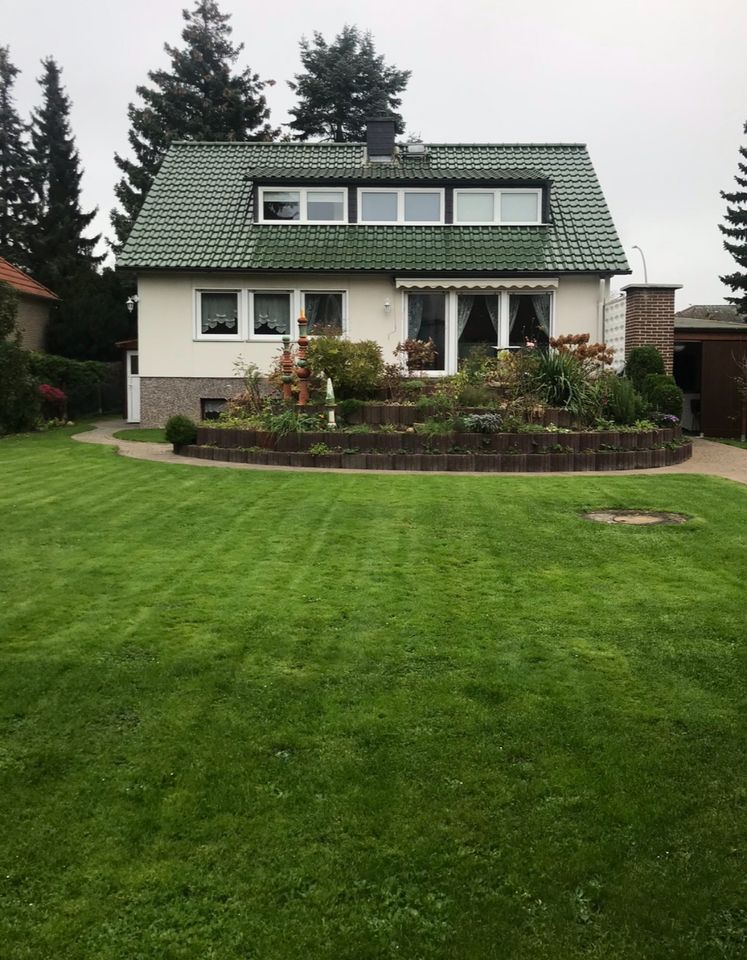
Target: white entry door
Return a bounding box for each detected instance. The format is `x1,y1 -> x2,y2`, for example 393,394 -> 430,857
126,351 -> 140,423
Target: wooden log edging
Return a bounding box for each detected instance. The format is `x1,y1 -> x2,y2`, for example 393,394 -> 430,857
181,439 -> 693,472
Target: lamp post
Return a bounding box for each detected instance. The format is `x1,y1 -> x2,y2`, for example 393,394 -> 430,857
632,246 -> 648,284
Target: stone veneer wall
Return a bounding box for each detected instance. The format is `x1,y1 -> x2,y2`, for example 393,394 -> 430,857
140,377 -> 242,427
16,297 -> 50,351
622,284 -> 681,374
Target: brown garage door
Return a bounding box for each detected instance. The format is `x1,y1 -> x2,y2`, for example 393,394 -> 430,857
700,341 -> 746,438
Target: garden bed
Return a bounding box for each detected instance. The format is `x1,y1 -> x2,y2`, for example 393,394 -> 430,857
183,424 -> 691,472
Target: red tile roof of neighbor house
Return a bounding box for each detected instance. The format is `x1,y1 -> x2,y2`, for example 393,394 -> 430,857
0,257 -> 58,301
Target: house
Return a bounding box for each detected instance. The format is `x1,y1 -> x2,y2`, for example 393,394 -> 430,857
673,309 -> 747,437
117,120 -> 632,426
0,257 -> 58,352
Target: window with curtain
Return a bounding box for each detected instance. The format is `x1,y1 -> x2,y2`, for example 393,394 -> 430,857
252,292 -> 290,337
304,292 -> 344,335
262,191 -> 300,221
457,294 -> 499,360
199,291 -> 239,336
407,293 -> 446,371
508,293 -> 551,347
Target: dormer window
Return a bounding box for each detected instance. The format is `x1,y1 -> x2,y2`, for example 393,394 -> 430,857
455,188 -> 542,225
259,187 -> 346,223
359,188 -> 444,224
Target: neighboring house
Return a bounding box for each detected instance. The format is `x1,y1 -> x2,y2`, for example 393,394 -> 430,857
0,257 -> 58,352
674,310 -> 747,437
117,119 -> 631,426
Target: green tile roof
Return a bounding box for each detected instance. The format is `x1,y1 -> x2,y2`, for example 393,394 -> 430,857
118,141 -> 630,275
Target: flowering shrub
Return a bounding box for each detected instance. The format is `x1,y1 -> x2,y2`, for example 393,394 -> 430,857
395,338 -> 437,372
38,383 -> 66,404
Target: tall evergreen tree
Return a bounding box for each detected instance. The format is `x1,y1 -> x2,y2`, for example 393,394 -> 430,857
111,0 -> 276,247
720,120 -> 747,317
288,26 -> 410,142
29,57 -> 101,293
0,47 -> 35,268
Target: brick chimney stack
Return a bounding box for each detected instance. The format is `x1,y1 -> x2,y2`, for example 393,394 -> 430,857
621,283 -> 682,373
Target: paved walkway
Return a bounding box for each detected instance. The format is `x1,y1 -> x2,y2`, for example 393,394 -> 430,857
73,420 -> 747,486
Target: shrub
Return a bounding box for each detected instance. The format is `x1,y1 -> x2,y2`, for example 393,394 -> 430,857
307,337 -> 384,399
337,397 -> 364,423
626,346 -> 665,392
457,382 -> 492,407
165,414 -> 197,447
0,341 -> 39,434
0,282 -> 40,434
532,348 -> 596,420
462,413 -> 504,433
595,373 -> 642,426
643,374 -> 683,420
395,338 -> 437,372
27,352 -> 108,417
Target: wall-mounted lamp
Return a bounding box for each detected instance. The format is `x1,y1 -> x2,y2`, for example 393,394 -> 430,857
384,298 -> 392,314
126,295 -> 139,314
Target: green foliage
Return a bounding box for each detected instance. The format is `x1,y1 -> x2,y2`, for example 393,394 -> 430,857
260,407 -> 323,436
28,58 -> 101,291
595,373 -> 642,426
457,382 -> 492,407
337,397 -> 364,422
0,340 -> 39,433
287,26 -> 410,141
626,346 -> 665,392
307,336 -> 384,399
0,279 -> 18,338
0,281 -> 38,433
643,374 -> 684,420
308,442 -> 331,456
719,118 -> 747,315
112,0 -> 276,247
532,348 -> 596,420
0,46 -> 35,268
27,351 -> 108,417
165,414 -> 197,447
462,412 -> 504,433
45,267 -> 135,361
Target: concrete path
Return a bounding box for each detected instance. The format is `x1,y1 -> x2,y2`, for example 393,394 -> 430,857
73,419 -> 747,486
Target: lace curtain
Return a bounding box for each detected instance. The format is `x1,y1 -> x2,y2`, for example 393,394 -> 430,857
254,294 -> 289,334
408,296 -> 424,339
531,294 -> 551,335
457,295 -> 475,339
201,292 -> 237,332
485,296 -> 499,335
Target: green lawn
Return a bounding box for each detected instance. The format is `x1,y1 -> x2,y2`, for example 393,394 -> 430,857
708,437 -> 747,450
112,427 -> 168,443
1,427 -> 746,960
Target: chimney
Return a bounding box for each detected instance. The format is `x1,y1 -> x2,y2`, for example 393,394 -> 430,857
621,283 -> 682,374
366,118 -> 396,162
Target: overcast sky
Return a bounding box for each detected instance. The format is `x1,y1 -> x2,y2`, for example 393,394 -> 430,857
3,0 -> 746,307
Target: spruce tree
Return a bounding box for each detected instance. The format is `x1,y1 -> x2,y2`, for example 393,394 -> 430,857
720,120 -> 747,317
288,26 -> 410,142
0,47 -> 35,268
29,57 -> 101,293
111,0 -> 275,247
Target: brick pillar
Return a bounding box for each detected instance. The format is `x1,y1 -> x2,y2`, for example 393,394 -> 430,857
621,284 -> 682,374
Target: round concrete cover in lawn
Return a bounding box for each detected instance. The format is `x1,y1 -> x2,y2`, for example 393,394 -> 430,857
583,509 -> 689,526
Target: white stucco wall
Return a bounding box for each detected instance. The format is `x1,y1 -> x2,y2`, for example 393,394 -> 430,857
137,272 -> 605,378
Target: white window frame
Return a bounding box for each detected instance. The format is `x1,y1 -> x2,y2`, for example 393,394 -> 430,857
194,288 -> 245,341
454,188 -> 544,225
402,286 -> 555,375
301,290 -> 348,336
257,186 -> 348,224
358,187 -> 445,225
249,289 -> 295,341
